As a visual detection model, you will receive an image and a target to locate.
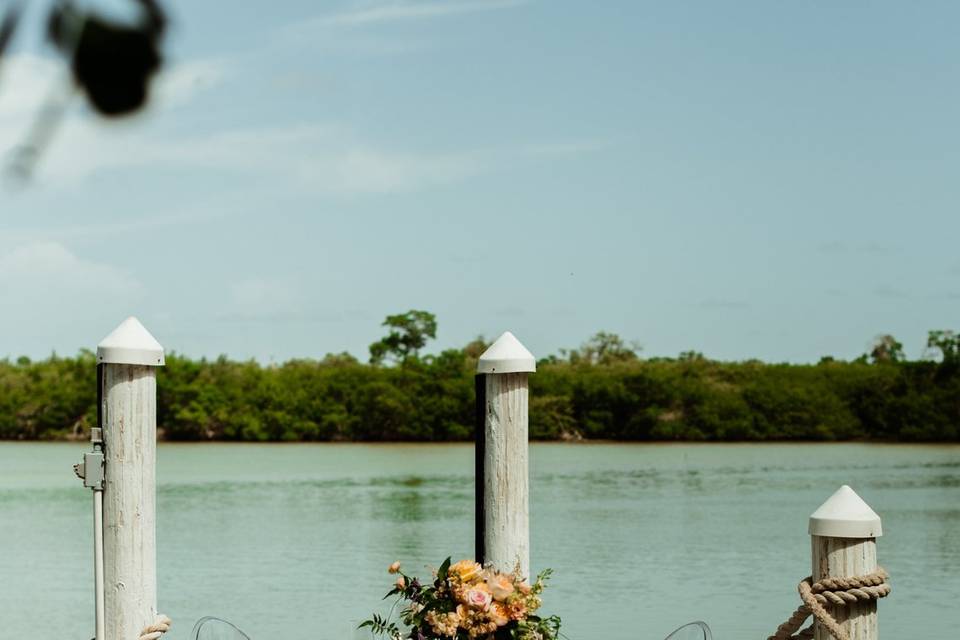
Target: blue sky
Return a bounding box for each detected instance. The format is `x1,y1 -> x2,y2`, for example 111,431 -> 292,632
1,0 -> 957,363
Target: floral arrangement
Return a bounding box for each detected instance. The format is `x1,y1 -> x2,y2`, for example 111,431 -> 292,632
360,558 -> 561,640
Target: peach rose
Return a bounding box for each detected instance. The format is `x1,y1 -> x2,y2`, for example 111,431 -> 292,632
489,602 -> 510,627
486,573 -> 514,601
388,561 -> 401,574
396,576 -> 406,589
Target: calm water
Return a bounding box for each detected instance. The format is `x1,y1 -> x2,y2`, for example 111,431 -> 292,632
0,442 -> 957,639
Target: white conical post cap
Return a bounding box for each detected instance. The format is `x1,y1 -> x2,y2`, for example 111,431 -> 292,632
809,485 -> 882,538
96,316 -> 165,366
477,331 -> 536,374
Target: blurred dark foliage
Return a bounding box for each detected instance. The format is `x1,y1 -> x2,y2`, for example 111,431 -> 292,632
47,0 -> 165,116
1,0 -> 166,181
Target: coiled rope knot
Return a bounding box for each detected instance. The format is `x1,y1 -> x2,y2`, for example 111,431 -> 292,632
768,568 -> 890,640
138,614 -> 172,640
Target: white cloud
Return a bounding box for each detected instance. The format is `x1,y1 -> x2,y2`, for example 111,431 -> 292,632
151,58 -> 231,108
297,145 -> 481,193
269,0 -> 530,53
0,242 -> 145,356
5,96 -> 603,193
3,203 -> 233,245
0,54 -> 62,121
0,241 -> 142,296
21,119 -> 487,193
23,120 -> 603,194
0,46 -> 602,196
312,0 -> 530,27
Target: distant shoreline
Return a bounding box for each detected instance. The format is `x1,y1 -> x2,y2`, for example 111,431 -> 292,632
4,436 -> 959,445
2,350 -> 957,442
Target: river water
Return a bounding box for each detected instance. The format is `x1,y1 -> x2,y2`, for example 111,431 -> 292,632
0,442 -> 957,639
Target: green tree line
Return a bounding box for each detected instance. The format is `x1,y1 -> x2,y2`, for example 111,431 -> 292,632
0,313 -> 957,442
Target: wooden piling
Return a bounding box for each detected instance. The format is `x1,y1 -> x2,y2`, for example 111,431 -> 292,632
475,332 -> 535,578
97,318 -> 165,640
809,485 -> 883,640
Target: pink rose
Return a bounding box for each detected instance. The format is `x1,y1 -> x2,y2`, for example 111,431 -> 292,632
466,587 -> 492,610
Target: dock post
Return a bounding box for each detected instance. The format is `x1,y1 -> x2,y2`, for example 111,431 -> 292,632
97,317 -> 165,640
475,331 -> 536,578
809,485 -> 882,640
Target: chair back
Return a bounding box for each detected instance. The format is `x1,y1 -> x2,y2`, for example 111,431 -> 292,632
190,616 -> 253,640
663,621 -> 713,640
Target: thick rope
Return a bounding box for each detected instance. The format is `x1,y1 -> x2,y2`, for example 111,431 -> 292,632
138,614 -> 172,640
767,568 -> 889,640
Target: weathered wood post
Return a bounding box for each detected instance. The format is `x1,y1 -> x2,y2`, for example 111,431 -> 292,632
809,485 -> 882,640
475,331 -> 535,578
97,317 -> 165,640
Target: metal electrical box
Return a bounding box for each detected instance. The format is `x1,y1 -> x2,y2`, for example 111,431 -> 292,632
82,451 -> 104,490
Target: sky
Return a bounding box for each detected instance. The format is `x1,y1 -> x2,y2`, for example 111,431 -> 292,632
0,0 -> 958,364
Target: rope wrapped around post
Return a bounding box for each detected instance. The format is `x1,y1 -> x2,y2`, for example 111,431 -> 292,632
138,614 -> 172,640
768,569 -> 890,640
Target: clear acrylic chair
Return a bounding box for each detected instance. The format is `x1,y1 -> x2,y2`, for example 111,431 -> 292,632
189,615 -> 707,640
663,621 -> 713,640
190,616 -> 252,640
